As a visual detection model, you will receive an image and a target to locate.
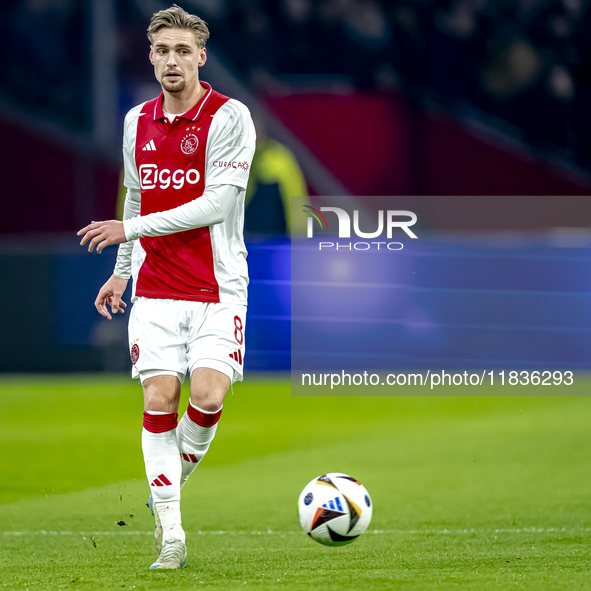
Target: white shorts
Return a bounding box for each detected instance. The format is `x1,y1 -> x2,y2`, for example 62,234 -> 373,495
128,297 -> 247,385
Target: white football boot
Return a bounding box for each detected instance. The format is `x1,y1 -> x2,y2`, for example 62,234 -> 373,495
150,538 -> 187,569
147,494 -> 163,554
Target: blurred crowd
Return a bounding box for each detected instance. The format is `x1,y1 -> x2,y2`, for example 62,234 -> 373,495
3,0 -> 88,129
207,0 -> 590,164
4,0 -> 591,166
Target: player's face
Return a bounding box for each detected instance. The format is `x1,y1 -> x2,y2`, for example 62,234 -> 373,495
150,28 -> 206,95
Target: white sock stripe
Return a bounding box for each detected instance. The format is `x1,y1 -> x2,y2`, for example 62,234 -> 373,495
188,399 -> 223,414
179,412 -> 217,440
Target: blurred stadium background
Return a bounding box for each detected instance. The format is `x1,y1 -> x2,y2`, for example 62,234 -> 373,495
2,0 -> 591,374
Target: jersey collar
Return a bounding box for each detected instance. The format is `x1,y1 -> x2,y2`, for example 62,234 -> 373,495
153,81 -> 214,122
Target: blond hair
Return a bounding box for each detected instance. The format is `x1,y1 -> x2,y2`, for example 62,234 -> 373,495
147,4 -> 210,48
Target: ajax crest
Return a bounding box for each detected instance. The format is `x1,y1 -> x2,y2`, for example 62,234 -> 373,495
180,133 -> 199,155
131,344 -> 140,365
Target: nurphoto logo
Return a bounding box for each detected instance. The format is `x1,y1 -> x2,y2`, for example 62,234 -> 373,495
302,205 -> 418,251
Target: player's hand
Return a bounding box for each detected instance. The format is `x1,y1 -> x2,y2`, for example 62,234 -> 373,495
77,220 -> 127,253
95,274 -> 128,320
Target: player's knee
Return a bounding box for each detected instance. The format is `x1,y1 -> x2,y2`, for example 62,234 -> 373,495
143,375 -> 181,412
190,390 -> 225,413
189,381 -> 227,412
189,368 -> 230,411
145,393 -> 175,413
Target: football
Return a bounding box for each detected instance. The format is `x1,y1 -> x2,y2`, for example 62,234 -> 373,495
298,473 -> 373,546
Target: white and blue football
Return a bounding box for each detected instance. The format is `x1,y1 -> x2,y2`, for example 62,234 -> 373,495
298,472 -> 373,546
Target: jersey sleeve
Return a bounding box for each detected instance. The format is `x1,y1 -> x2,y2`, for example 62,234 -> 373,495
123,184 -> 238,240
114,106 -> 142,278
204,99 -> 256,190
122,106 -> 141,190
114,188 -> 141,279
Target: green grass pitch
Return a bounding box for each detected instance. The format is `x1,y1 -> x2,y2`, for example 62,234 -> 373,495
2,374 -> 591,590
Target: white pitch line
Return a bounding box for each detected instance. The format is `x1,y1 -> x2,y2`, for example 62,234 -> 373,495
2,528 -> 591,536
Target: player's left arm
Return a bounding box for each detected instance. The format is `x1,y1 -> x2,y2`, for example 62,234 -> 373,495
124,100 -> 255,240
78,100 -> 256,247
123,183 -> 241,240
78,219 -> 126,253
77,183 -> 238,252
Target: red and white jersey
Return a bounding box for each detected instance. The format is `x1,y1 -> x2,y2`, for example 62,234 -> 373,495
116,82 -> 255,305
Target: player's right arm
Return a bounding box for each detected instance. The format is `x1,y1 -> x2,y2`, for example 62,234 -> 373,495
95,274 -> 128,320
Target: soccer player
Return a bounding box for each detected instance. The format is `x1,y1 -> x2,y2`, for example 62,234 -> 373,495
77,4 -> 255,570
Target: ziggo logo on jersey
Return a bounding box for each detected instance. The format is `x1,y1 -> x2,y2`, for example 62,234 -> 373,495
139,164 -> 200,190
